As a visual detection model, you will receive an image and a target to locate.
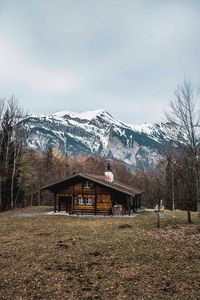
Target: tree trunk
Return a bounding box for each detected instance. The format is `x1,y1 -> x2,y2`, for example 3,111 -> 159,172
38,188 -> 41,206
194,159 -> 200,229
187,209 -> 192,224
14,185 -> 21,208
0,179 -> 2,210
31,186 -> 33,206
11,158 -> 16,208
157,200 -> 161,228
196,177 -> 200,230
11,144 -> 20,209
172,167 -> 175,211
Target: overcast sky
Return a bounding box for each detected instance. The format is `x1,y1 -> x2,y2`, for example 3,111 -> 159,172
0,0 -> 200,124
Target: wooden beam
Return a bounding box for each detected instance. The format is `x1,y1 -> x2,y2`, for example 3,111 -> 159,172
138,196 -> 141,210
58,196 -> 61,212
66,197 -> 68,213
94,184 -> 97,215
110,192 -> 113,215
72,184 -> 75,214
135,196 -> 138,212
128,196 -> 131,216
81,181 -> 84,199
54,193 -> 57,213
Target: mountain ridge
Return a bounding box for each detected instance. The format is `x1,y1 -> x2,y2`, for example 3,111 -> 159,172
22,109 -> 168,170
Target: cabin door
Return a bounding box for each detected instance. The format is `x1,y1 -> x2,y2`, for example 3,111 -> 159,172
58,196 -> 72,212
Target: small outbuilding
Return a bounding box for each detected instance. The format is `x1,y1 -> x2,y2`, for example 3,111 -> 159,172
42,167 -> 143,215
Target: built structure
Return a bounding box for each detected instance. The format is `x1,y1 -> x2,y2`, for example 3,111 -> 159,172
42,167 -> 143,215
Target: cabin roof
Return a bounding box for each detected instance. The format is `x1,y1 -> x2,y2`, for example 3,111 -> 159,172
41,173 -> 143,197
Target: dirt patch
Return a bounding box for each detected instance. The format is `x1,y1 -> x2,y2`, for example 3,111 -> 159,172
117,224 -> 132,229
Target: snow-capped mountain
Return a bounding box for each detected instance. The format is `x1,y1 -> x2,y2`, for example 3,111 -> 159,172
22,109 -> 168,169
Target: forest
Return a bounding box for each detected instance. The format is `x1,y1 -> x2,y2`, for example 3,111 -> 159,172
0,82 -> 200,224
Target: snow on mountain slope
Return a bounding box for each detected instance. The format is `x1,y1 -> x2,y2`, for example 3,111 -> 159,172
131,123 -> 154,135
53,109 -> 110,121
22,109 -> 167,169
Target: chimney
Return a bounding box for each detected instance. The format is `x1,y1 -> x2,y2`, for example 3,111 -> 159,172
104,162 -> 114,183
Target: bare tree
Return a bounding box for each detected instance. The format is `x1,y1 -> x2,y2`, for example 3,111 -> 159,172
0,96 -> 23,210
165,80 -> 200,223
0,99 -> 5,208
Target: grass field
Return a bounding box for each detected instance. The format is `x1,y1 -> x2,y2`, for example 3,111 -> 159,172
0,208 -> 200,300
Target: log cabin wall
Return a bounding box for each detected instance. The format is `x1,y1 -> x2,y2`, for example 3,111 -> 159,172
96,194 -> 111,211
57,179 -> 112,213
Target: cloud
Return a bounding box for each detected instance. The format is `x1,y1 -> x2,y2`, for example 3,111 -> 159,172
0,0 -> 200,123
0,37 -> 79,95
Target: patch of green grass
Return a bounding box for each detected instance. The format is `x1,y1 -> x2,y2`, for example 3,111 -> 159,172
0,208 -> 200,299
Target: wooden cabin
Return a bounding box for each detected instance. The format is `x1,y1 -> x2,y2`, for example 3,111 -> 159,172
42,170 -> 143,215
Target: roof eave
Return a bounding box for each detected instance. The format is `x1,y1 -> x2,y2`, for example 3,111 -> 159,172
41,172 -> 143,196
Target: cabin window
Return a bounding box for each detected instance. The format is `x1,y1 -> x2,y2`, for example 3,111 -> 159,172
78,197 -> 85,205
85,197 -> 93,206
83,181 -> 93,189
77,196 -> 94,206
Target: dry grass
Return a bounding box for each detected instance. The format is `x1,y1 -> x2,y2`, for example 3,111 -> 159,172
0,208 -> 200,300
